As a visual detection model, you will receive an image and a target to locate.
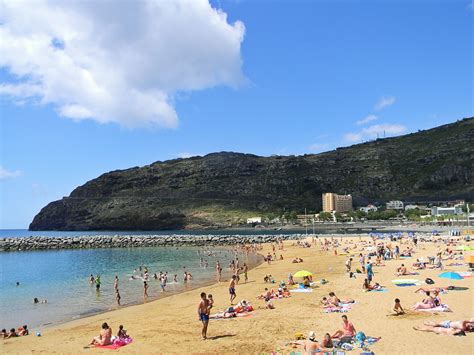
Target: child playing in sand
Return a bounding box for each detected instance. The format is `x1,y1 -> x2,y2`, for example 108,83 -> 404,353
393,298 -> 405,315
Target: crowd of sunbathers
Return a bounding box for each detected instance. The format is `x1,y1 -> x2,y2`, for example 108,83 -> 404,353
1,325 -> 28,339
288,315 -> 380,352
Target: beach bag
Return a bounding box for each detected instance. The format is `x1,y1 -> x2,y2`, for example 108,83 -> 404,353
355,332 -> 366,342
425,278 -> 435,284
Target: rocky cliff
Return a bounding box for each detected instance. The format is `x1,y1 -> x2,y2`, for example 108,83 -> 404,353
30,117 -> 474,230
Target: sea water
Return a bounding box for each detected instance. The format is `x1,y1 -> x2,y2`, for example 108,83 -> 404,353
0,243 -> 261,330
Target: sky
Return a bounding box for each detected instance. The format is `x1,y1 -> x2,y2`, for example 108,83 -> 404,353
0,0 -> 472,228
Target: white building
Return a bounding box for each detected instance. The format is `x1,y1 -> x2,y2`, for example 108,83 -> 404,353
359,204 -> 378,213
431,206 -> 463,217
247,217 -> 262,224
404,204 -> 419,210
386,200 -> 404,210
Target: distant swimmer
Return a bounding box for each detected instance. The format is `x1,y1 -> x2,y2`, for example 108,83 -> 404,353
89,274 -> 95,285
143,281 -> 149,298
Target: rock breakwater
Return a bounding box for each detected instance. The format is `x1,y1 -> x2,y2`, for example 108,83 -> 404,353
0,234 -> 306,251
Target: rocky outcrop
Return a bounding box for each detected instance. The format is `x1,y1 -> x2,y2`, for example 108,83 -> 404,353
0,234 -> 304,251
30,117 -> 474,231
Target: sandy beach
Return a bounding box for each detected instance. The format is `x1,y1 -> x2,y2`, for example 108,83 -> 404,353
3,235 -> 473,354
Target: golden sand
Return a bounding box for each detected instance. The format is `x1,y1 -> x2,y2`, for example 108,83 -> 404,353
2,236 -> 473,354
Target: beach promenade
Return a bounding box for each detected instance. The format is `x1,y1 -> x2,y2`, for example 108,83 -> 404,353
3,235 -> 473,354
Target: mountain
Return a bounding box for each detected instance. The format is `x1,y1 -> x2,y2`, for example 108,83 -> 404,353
30,117 -> 474,231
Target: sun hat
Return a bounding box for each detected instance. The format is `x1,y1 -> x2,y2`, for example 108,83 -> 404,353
308,331 -> 316,341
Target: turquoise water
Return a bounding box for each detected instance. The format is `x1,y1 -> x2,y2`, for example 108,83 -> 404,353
0,245 -> 260,331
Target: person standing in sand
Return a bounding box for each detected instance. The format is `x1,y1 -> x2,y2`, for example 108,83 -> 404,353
345,258 -> 352,273
243,263 -> 248,283
198,292 -> 210,340
229,275 -> 237,304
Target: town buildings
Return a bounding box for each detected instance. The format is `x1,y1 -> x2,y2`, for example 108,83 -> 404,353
322,193 -> 353,213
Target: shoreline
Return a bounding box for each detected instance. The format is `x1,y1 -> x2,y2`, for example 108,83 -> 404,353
33,248 -> 265,332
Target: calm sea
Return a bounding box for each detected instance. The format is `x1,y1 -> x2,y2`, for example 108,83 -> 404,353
0,230 -> 265,331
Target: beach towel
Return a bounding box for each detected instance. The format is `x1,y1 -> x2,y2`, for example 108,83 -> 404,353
290,288 -> 313,293
324,304 -> 352,313
365,288 -> 388,292
447,263 -> 465,267
94,337 -> 133,350
416,304 -> 452,312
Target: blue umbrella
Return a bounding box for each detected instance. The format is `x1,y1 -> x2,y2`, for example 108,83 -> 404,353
438,272 -> 463,280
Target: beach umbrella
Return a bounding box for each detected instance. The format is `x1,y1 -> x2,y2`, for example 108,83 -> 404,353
456,245 -> 473,251
293,270 -> 313,278
438,272 -> 463,280
465,255 -> 474,263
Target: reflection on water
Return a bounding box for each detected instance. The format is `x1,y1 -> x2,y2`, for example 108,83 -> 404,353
0,246 -> 261,330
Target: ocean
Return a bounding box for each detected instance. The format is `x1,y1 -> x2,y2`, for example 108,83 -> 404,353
0,230 -> 264,331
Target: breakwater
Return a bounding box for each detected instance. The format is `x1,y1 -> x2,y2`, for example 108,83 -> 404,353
0,233 -> 306,251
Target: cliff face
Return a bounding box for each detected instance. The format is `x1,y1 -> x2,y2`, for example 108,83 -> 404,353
30,117 -> 474,230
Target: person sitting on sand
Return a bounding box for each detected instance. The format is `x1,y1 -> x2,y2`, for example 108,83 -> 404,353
90,322 -> 112,346
396,264 -> 416,276
117,325 -> 129,339
7,328 -> 18,338
17,325 -> 28,336
331,315 -> 356,339
411,291 -> 436,310
303,276 -> 311,288
393,298 -> 405,315
328,292 -> 341,306
287,331 -> 332,354
321,333 -> 334,348
288,273 -> 295,286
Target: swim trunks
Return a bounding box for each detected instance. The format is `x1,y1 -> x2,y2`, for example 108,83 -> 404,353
229,287 -> 235,295
441,320 -> 451,328
200,313 -> 209,322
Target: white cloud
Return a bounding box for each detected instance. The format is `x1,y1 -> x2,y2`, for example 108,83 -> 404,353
0,0 -> 245,128
176,152 -> 201,159
0,166 -> 22,179
344,123 -> 407,143
374,96 -> 396,111
356,114 -> 378,125
308,143 -> 329,153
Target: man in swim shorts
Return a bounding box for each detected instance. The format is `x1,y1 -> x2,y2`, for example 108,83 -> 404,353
229,275 -> 237,304
198,292 -> 210,339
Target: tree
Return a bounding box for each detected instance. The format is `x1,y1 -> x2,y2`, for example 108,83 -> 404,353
318,212 -> 332,221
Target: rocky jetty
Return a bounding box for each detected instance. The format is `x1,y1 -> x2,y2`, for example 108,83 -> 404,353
0,234 -> 305,252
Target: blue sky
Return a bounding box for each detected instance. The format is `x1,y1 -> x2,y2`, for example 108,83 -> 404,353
0,0 -> 472,228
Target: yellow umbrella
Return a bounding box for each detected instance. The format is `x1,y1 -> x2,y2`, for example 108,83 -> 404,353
293,270 -> 313,278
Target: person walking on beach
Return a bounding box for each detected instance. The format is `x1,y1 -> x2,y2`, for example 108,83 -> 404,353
198,292 -> 210,340
216,261 -> 222,282
243,263 -> 248,283
116,289 -> 121,305
114,276 -> 119,291
143,281 -> 149,298
345,258 -> 352,273
366,261 -> 374,282
229,275 -> 237,304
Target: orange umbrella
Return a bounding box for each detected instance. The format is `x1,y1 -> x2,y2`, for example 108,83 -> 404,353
465,255 -> 474,263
